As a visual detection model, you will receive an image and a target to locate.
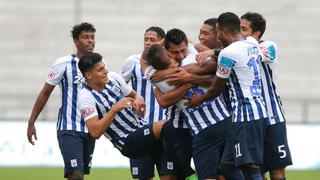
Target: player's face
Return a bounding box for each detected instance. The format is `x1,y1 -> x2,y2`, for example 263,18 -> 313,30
74,31 -> 95,54
240,19 -> 253,37
144,31 -> 161,50
87,61 -> 108,88
198,24 -> 222,49
166,41 -> 188,62
216,23 -> 227,46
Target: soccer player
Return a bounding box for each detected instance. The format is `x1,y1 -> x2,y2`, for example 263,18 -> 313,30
143,44 -> 232,180
194,18 -> 223,65
240,12 -> 292,180
121,26 -> 178,180
187,12 -> 268,180
27,23 -> 96,180
78,53 -> 198,180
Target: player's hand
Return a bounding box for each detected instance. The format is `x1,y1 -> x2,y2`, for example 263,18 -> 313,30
133,95 -> 146,118
166,68 -> 192,85
185,92 -> 204,109
196,49 -> 215,66
27,123 -> 37,145
112,97 -> 135,112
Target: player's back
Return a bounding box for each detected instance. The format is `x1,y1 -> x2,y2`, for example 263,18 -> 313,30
218,36 -> 268,122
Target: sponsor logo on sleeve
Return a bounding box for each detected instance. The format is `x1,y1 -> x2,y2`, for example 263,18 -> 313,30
82,108 -> 95,118
47,71 -> 55,80
217,66 -> 229,75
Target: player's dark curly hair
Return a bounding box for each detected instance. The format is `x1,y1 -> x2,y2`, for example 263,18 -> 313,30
217,12 -> 240,35
71,22 -> 96,39
164,28 -> 188,49
241,12 -> 266,39
78,52 -> 102,76
145,26 -> 166,39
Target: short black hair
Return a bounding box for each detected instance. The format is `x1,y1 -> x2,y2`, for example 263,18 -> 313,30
78,52 -> 102,76
71,22 -> 96,39
204,18 -> 218,28
164,28 -> 188,49
241,12 -> 266,38
143,44 -> 171,70
217,12 -> 240,34
145,26 -> 166,39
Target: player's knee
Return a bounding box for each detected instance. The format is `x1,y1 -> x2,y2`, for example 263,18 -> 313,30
219,162 -> 245,180
67,170 -> 84,180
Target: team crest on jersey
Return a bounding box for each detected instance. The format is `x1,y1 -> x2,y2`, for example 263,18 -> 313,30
218,66 -> 229,75
47,71 -> 55,80
82,108 -> 94,118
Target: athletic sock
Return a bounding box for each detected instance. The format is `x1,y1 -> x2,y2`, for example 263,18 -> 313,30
241,166 -> 263,180
160,121 -> 195,178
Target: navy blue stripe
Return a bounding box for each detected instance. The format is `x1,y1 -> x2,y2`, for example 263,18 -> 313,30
62,71 -> 68,130
178,110 -> 185,128
132,66 -> 137,91
206,103 -> 220,123
198,108 -> 214,127
111,119 -> 131,135
71,57 -> 78,131
264,64 -> 283,123
96,103 -> 103,119
149,84 -> 155,123
188,111 -> 203,133
245,98 -> 255,120
215,99 -> 228,118
159,107 -> 163,120
230,70 -> 245,122
106,127 -> 120,141
57,107 -> 62,130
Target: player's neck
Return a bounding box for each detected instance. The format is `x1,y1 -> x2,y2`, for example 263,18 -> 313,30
228,33 -> 244,45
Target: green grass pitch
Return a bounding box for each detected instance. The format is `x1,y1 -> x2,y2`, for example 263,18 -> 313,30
0,168 -> 319,180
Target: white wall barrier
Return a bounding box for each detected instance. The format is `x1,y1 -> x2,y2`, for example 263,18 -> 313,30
0,121 -> 319,169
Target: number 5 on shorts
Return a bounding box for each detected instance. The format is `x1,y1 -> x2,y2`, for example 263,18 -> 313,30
278,145 -> 287,158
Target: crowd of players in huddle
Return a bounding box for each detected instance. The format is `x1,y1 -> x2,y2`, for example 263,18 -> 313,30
27,11 -> 292,180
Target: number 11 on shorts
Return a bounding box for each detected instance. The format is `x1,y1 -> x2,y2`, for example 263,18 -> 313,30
235,142 -> 242,158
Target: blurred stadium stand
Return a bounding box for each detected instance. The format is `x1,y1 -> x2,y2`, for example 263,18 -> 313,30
0,0 -> 319,123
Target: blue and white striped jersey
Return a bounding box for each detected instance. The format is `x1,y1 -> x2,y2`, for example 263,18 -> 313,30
216,37 -> 268,122
46,54 -> 87,132
79,72 -> 145,142
153,47 -> 231,135
121,54 -> 165,124
259,40 -> 285,125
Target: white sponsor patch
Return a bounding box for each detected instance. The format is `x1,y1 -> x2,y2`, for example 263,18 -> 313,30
144,128 -> 150,136
70,159 -> 78,167
167,162 -> 174,170
132,167 -> 138,175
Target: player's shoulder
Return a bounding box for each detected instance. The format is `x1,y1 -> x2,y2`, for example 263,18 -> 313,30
124,54 -> 141,63
52,54 -> 74,66
108,71 -> 122,81
79,86 -> 94,100
259,40 -> 278,50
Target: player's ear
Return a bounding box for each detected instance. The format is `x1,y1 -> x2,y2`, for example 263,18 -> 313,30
85,71 -> 91,80
253,31 -> 261,40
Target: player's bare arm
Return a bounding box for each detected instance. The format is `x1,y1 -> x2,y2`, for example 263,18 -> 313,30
154,83 -> 193,108
27,83 -> 55,145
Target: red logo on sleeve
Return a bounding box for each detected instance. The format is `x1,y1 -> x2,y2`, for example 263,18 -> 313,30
82,108 -> 95,118
47,71 -> 55,80
217,66 -> 229,75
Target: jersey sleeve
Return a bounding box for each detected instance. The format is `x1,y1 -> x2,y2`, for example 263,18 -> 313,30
79,90 -> 98,121
216,50 -> 237,79
109,72 -> 133,96
121,55 -> 137,82
46,58 -> 67,86
259,41 -> 277,63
